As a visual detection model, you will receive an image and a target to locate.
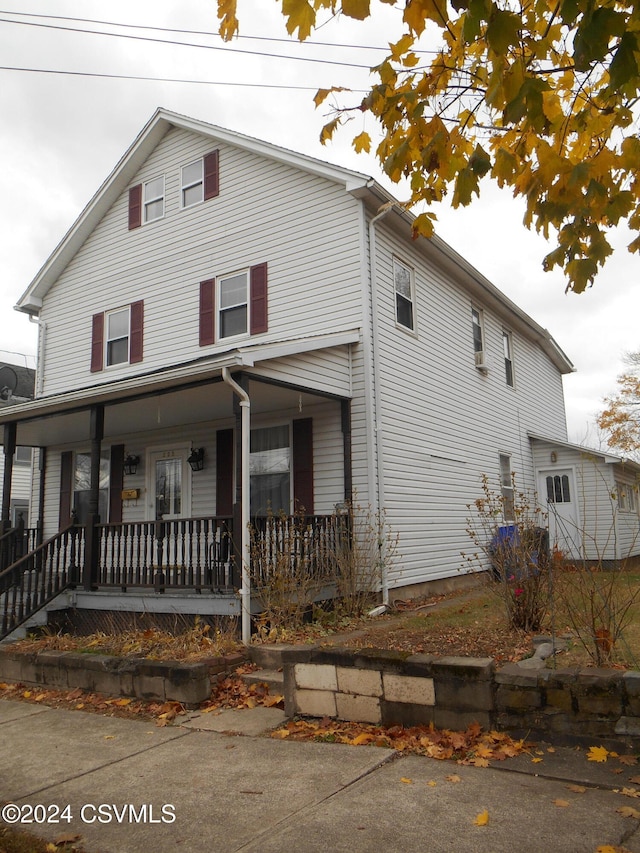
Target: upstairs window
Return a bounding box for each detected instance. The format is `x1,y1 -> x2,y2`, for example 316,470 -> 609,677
199,263 -> 268,346
91,301 -> 144,372
106,307 -> 130,366
143,176 -> 165,223
394,259 -> 415,331
219,271 -> 249,339
503,330 -> 514,387
181,159 -> 203,208
471,308 -> 484,354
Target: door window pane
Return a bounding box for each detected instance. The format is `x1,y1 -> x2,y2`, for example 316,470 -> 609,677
155,458 -> 182,519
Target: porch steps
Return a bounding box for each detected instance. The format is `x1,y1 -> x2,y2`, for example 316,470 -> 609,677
242,644 -> 302,697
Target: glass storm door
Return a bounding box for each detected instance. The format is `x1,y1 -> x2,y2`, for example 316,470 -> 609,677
148,449 -> 191,520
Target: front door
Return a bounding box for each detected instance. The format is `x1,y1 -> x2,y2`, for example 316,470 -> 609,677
147,448 -> 192,520
537,468 -> 579,558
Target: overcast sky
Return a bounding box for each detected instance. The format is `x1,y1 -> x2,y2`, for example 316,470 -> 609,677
0,0 -> 638,445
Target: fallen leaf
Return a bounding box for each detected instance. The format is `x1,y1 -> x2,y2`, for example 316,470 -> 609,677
617,806 -> 640,819
427,780 -> 437,787
400,777 -> 413,784
629,776 -> 640,785
104,735 -> 116,740
619,755 -> 638,766
114,698 -> 132,707
547,746 -> 556,753
532,757 -> 544,764
23,690 -> 32,698
567,784 -> 586,794
553,799 -> 570,808
446,774 -> 462,783
621,787 -> 640,798
587,746 -> 609,763
473,809 -> 489,826
54,832 -> 82,844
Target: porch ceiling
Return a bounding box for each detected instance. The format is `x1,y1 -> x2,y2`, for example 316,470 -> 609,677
3,379 -> 329,449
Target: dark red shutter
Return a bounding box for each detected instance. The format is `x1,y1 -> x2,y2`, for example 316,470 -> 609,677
129,300 -> 144,364
250,263 -> 268,335
90,313 -> 104,373
109,444 -> 125,523
204,150 -> 219,200
199,280 -> 215,346
128,184 -> 142,230
216,429 -> 234,516
59,451 -> 73,529
292,418 -> 314,515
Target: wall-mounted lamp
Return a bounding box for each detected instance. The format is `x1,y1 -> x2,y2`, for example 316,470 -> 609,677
187,447 -> 205,472
550,452 -> 557,464
123,454 -> 140,476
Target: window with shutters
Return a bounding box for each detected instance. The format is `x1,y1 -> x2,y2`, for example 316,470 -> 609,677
250,425 -> 290,517
91,301 -> 144,372
199,263 -> 267,346
181,151 -> 219,209
219,271 -> 249,339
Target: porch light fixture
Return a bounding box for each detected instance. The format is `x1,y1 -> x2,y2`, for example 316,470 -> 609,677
123,454 -> 140,476
187,447 -> 205,472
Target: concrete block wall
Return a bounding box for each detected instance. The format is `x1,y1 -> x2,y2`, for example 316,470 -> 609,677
284,647 -> 640,745
0,646 -> 247,708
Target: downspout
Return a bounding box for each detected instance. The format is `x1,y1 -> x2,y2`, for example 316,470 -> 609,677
368,202 -> 395,606
221,367 -> 251,645
29,315 -> 46,398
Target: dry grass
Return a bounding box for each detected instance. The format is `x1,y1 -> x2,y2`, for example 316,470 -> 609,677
12,618 -> 242,662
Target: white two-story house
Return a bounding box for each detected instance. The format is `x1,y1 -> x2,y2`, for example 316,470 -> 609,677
0,108 -> 581,638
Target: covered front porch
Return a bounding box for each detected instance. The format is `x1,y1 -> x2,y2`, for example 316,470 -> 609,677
0,348 -> 355,641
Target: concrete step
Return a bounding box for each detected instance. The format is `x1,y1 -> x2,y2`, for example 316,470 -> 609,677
241,668 -> 284,696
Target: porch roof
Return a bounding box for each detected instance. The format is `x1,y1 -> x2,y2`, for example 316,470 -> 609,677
529,434 -> 640,475
0,328 -> 358,447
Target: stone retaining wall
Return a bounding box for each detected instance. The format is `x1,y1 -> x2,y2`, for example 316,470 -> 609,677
0,645 -> 247,708
283,646 -> 640,744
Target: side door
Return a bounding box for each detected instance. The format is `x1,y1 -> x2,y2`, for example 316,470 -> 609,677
537,468 -> 580,558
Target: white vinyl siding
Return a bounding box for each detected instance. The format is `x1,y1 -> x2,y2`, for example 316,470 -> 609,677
364,218 -> 569,589
38,128 -> 364,397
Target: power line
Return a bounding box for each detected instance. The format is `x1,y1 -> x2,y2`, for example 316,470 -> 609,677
0,14 -> 384,71
0,63 -> 368,92
0,9 -> 415,54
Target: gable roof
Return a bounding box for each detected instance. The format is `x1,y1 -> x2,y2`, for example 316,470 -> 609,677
14,108 -> 573,375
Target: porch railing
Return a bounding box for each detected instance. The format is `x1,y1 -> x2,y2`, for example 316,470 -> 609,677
0,525 -> 83,638
0,523 -> 39,573
96,517 -> 234,592
250,513 -> 349,584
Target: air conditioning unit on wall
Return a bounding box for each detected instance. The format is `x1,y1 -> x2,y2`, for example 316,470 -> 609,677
474,351 -> 488,373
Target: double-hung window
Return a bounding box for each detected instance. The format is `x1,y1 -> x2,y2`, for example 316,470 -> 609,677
181,159 -> 203,208
219,271 -> 249,339
250,425 -> 291,517
499,454 -> 515,522
143,176 -> 164,223
393,259 -> 415,331
471,308 -> 484,354
503,330 -> 514,387
91,301 -> 144,372
106,307 -> 130,366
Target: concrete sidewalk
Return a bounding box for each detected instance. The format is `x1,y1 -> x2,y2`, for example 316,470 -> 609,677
2,699 -> 640,853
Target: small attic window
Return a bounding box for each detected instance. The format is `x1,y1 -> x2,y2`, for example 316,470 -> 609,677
143,176 -> 165,223
181,160 -> 203,208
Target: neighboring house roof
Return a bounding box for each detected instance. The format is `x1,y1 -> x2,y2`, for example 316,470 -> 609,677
0,362 -> 35,408
13,107 -> 574,375
529,433 -> 640,475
